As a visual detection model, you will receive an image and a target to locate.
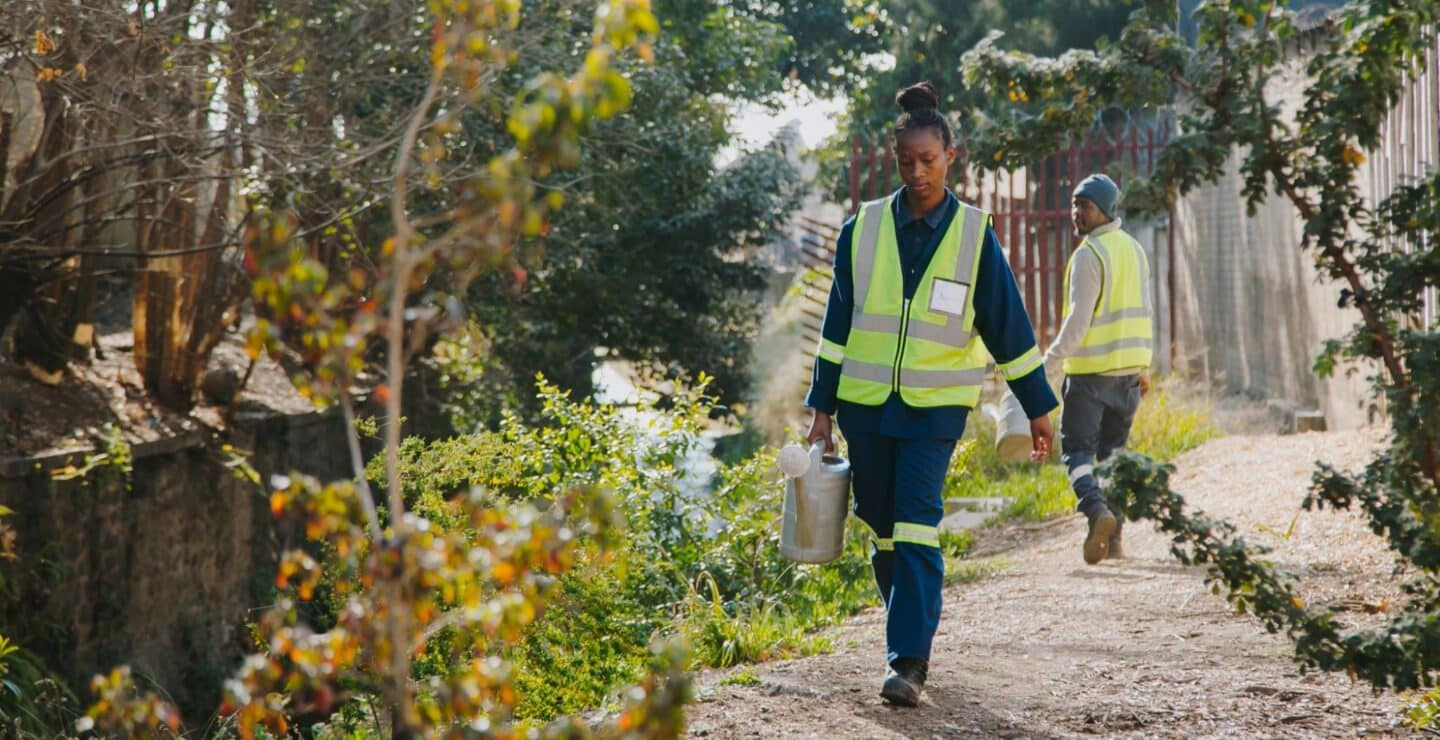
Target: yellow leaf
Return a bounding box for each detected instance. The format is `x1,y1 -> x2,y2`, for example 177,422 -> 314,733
432,40 -> 448,72
73,62 -> 87,80
34,29 -> 55,55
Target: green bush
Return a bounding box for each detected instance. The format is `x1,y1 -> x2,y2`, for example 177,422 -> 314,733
0,510 -> 77,738
383,376 -> 879,720
1128,383 -> 1217,462
512,565 -> 650,719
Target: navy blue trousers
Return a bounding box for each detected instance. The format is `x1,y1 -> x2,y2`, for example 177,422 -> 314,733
842,430 -> 956,665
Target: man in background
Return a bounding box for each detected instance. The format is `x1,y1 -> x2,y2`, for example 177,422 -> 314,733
1043,173 -> 1153,565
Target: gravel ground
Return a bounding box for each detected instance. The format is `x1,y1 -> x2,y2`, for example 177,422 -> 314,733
686,428 -> 1420,738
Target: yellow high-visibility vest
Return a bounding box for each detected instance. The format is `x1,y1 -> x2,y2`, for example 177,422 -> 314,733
1062,228 -> 1154,375
820,194 -> 1017,408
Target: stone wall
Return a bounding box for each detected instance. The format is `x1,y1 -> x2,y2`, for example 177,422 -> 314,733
0,408 -> 351,719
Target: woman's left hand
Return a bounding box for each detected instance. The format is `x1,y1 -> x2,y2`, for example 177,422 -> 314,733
1029,415 -> 1054,462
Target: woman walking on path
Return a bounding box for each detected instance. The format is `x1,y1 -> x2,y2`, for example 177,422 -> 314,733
805,81 -> 1058,707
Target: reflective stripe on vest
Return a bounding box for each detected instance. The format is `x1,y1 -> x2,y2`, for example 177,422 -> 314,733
1062,228 -> 1155,375
995,345 -> 1042,381
836,194 -> 991,408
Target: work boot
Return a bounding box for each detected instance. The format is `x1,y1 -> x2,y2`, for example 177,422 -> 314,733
880,657 -> 928,707
1105,519 -> 1125,559
1083,505 -> 1117,565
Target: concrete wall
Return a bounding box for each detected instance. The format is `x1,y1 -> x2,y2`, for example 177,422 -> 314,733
1170,155 -> 1372,428
0,409 -> 351,719
1170,35 -> 1437,430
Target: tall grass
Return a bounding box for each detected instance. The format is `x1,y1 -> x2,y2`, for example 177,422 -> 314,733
944,378 -> 1218,522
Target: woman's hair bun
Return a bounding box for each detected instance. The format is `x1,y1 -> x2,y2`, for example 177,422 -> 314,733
895,82 -> 940,113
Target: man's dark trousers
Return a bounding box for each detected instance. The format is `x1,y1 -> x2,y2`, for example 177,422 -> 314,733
1060,374 -> 1141,516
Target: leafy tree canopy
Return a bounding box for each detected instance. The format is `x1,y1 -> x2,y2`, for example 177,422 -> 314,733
218,0 -> 873,421
843,0 -> 1135,142
452,0 -> 885,420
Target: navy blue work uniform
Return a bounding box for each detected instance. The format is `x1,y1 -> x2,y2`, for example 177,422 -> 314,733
806,188 -> 1058,665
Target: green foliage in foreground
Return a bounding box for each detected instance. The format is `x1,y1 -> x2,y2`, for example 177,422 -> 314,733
377,377 -> 877,720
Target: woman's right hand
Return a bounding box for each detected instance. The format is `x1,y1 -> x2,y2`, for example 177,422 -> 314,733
807,412 -> 835,453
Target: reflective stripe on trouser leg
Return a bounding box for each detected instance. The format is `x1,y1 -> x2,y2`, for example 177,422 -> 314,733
1060,375 -> 1106,515
894,522 -> 940,547
843,429 -> 898,608
1066,454 -> 1103,515
887,437 -> 957,665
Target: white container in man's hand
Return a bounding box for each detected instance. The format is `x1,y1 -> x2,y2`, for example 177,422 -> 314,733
992,389 -> 1032,463
778,442 -> 851,564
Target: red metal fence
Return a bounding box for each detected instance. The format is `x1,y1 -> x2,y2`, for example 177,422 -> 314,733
845,125 -> 1175,350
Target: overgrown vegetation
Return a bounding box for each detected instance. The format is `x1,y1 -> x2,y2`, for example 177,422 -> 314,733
839,0 -> 1136,139
372,378 -> 878,717
81,1 -> 699,737
1,0 -> 876,416
363,371 -> 1217,720
960,0 -> 1440,723
945,380 -> 1216,522
0,509 -> 78,739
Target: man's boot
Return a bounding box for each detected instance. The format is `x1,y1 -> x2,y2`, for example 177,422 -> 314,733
880,657 -> 928,707
1105,519 -> 1124,559
1083,505 -> 1117,565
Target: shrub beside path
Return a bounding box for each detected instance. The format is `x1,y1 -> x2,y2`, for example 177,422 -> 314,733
686,429 -> 1413,737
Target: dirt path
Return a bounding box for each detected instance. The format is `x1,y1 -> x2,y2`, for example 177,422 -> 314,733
686,430 -> 1417,737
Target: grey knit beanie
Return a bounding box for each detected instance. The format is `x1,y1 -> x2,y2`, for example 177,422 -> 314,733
1073,174 -> 1119,218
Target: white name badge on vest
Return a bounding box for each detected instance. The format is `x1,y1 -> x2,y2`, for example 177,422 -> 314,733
928,277 -> 969,317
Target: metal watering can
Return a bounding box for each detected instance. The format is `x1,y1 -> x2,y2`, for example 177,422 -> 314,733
777,442 -> 852,564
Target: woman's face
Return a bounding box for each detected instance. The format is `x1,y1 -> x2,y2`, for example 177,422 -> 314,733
895,127 -> 955,204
